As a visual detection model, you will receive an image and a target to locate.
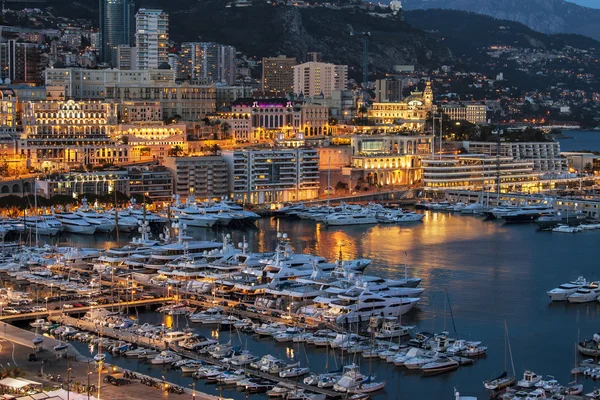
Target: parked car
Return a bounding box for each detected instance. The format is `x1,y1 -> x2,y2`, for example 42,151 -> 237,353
103,376 -> 116,384
62,304 -> 74,309
113,378 -> 131,386
32,306 -> 47,312
2,307 -> 20,314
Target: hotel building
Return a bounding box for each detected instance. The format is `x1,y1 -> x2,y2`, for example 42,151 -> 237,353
118,122 -> 187,162
262,55 -> 296,94
464,141 -> 567,173
222,148 -> 320,204
440,103 -> 487,124
19,99 -> 121,170
422,154 -> 540,191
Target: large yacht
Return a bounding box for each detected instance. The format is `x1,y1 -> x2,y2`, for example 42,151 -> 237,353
324,212 -> 377,226
547,276 -> 589,301
75,199 -> 115,233
54,212 -> 96,235
23,216 -> 62,236
171,195 -> 219,228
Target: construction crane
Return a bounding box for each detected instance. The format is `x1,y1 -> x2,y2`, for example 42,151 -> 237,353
350,30 -> 371,107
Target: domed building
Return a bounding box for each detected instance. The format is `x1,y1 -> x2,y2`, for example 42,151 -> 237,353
367,81 -> 433,131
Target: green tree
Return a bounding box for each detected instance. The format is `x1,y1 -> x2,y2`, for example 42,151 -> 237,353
168,145 -> 184,157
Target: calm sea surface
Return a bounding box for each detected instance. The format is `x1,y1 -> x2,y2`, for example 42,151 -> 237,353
43,211 -> 600,400
557,129 -> 600,152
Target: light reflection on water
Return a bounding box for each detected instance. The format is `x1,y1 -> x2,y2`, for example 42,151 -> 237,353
36,210 -> 600,398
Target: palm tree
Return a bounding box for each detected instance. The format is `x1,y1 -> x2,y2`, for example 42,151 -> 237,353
221,121 -> 231,139
169,145 -> 184,157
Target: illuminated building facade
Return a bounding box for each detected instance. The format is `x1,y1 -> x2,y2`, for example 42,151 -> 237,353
422,154 -> 540,191
368,81 -> 433,131
440,103 -> 487,124
293,62 -> 348,98
20,99 -> 121,170
135,9 -> 169,70
222,148 -> 320,204
262,55 -> 296,94
119,122 -> 187,161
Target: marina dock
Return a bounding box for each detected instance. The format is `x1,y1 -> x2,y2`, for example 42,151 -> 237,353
49,314 -> 343,399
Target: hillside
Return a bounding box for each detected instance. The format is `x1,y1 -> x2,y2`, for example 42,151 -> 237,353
36,0 -> 452,75
402,0 -> 600,41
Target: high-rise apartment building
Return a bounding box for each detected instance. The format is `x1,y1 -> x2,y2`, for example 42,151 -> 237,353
115,44 -> 138,70
375,78 -> 404,102
0,40 -> 42,85
180,42 -> 236,84
222,148 -> 320,204
99,0 -> 135,63
135,8 -> 169,70
293,62 -> 348,98
261,55 -> 296,94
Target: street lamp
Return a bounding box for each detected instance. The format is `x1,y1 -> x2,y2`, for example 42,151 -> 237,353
0,301 -> 3,317
44,297 -> 48,314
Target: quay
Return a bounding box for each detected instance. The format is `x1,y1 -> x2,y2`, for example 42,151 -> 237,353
50,314 -> 343,399
0,297 -> 169,323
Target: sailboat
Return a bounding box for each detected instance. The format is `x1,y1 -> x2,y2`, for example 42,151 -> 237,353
483,321 -> 515,391
352,321 -> 386,394
279,326 -> 310,378
94,327 -> 106,364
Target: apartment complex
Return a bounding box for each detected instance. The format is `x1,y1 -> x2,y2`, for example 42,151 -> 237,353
135,9 -> 169,70
293,62 -> 348,98
375,78 -> 404,102
0,40 -> 42,85
262,55 -> 296,94
422,154 -> 540,191
440,103 -> 487,124
115,45 -> 138,70
127,165 -> 173,202
99,0 -> 135,63
222,148 -> 320,204
464,141 -> 567,173
163,156 -> 229,198
180,42 -> 237,84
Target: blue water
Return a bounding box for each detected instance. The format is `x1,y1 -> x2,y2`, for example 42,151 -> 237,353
557,129 -> 600,152
41,212 -> 600,400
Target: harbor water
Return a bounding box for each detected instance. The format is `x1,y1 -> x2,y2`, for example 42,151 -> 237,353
557,129 -> 600,152
31,211 -> 600,399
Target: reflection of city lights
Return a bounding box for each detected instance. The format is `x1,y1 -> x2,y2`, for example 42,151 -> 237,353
286,347 -> 295,359
164,315 -> 173,329
211,330 -> 219,339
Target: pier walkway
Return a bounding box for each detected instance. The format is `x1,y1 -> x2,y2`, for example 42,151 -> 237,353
55,314 -> 342,398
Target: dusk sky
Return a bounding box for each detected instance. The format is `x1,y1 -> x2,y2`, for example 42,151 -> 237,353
566,0 -> 600,8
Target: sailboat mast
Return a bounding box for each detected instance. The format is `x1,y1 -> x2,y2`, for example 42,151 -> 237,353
505,321 -> 516,377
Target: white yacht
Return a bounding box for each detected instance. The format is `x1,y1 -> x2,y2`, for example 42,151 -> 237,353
324,212 -> 377,226
461,202 -> 484,214
23,216 -> 62,236
171,195 -> 219,228
104,210 -> 140,232
374,317 -> 415,339
567,283 -> 600,303
547,276 -> 589,301
76,210 -> 115,233
321,288 -> 420,324
377,210 -> 424,223
150,350 -> 182,365
54,212 -> 96,235
517,370 -> 542,388
333,364 -> 369,393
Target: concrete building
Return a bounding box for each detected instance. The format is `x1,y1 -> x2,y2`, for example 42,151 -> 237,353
180,42 -> 236,84
440,102 -> 487,124
261,55 -> 296,95
293,62 -> 348,98
44,67 -> 177,100
375,78 -> 404,102
422,154 -> 540,191
222,148 -> 320,204
163,155 -> 229,198
127,165 -> 173,202
0,40 -> 42,85
36,171 -> 129,198
99,0 -> 135,63
135,9 -> 169,70
115,45 -> 138,70
19,99 -> 121,170
464,141 -> 567,173
215,85 -> 255,108
117,101 -> 162,123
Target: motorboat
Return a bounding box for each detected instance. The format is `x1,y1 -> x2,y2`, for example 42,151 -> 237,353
567,283 -> 600,303
352,378 -> 386,394
150,350 -> 182,365
517,370 -> 542,388
266,382 -> 296,398
333,364 -> 369,393
374,317 -> 414,339
552,224 -> 582,233
93,353 -> 106,363
421,357 -> 459,375
324,212 -> 377,226
578,333 -> 600,356
461,202 -> 484,214
547,276 -> 588,301
279,367 -> 310,378
30,318 -> 47,328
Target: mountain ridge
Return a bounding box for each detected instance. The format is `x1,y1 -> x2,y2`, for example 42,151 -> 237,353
402,0 -> 600,41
